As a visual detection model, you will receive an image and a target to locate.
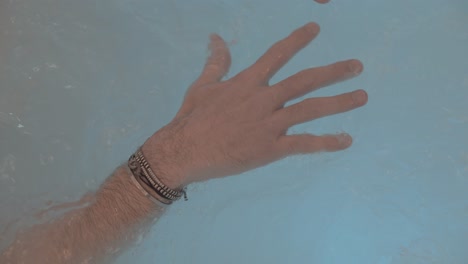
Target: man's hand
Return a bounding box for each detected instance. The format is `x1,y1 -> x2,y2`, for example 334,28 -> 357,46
142,22 -> 368,189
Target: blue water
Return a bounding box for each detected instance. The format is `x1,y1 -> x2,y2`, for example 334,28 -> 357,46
1,0 -> 467,263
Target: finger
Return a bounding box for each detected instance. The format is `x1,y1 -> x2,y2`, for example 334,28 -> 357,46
177,34 -> 231,117
194,34 -> 232,87
271,90 -> 368,128
271,59 -> 363,105
276,133 -> 352,156
237,22 -> 320,85
314,0 -> 330,4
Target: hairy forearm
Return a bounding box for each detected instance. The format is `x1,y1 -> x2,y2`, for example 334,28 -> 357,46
1,165 -> 165,264
71,165 -> 165,262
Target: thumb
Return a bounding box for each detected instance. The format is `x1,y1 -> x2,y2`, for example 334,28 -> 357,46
194,34 -> 232,86
175,34 -> 232,119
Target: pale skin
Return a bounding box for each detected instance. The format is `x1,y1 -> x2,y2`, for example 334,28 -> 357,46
0,21 -> 368,263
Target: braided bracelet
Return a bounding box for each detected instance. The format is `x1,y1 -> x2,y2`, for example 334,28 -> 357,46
128,148 -> 187,205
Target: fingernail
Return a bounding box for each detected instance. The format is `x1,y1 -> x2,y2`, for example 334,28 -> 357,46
348,60 -> 363,75
352,90 -> 367,104
304,22 -> 320,34
338,133 -> 352,146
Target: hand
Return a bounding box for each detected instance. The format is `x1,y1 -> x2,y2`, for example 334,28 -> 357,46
142,22 -> 368,189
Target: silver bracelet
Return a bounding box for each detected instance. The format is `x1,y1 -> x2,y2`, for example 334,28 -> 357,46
128,148 -> 187,204
128,171 -> 170,206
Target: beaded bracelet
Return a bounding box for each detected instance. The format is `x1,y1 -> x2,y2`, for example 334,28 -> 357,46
128,148 -> 187,205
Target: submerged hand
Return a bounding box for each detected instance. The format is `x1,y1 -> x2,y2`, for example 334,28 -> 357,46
142,22 -> 368,189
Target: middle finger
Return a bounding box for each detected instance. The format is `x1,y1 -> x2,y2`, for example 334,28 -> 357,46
271,59 -> 363,106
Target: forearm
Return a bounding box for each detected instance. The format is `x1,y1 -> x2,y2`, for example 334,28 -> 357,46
1,165 -> 165,264
73,165 -> 165,261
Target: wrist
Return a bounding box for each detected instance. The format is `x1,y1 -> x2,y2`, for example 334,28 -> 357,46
141,138 -> 187,190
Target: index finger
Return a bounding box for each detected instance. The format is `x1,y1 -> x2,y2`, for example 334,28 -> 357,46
237,22 -> 320,85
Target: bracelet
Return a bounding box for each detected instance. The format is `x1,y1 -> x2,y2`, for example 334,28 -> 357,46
128,148 -> 187,204
128,170 -> 170,206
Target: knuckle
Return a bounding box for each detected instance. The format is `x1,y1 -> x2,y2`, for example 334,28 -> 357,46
271,41 -> 286,54
262,88 -> 281,106
303,99 -> 322,117
297,71 -> 316,88
262,117 -> 280,135
292,24 -> 317,43
334,94 -> 353,109
233,71 -> 254,84
205,63 -> 222,74
343,94 -> 356,108
288,69 -> 317,92
330,61 -> 344,75
274,80 -> 287,91
297,29 -> 311,41
285,140 -> 298,154
294,101 -> 307,116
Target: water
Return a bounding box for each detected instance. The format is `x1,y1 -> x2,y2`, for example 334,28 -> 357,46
1,0 -> 467,263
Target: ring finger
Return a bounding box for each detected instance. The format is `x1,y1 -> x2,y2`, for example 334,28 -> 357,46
270,89 -> 368,129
